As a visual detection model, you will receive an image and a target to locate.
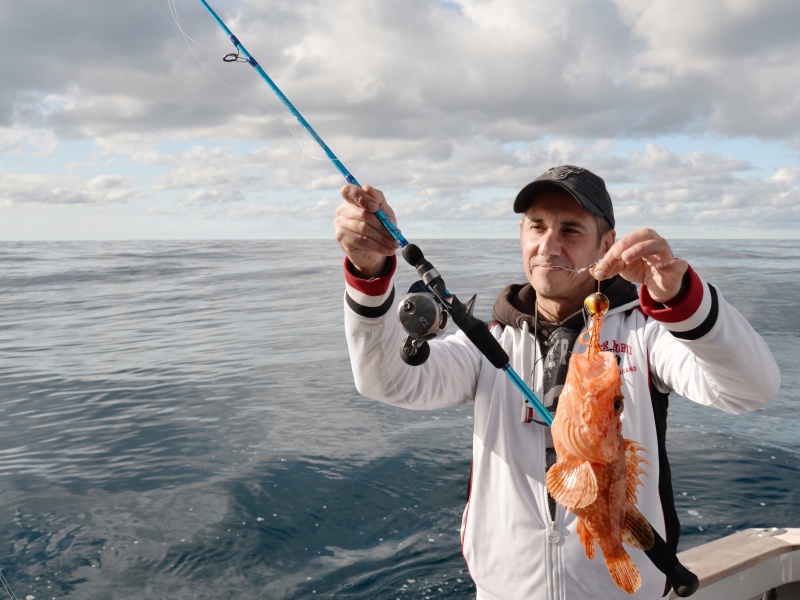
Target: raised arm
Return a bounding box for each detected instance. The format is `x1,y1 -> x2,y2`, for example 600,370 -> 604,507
334,184 -> 485,410
594,228 -> 780,412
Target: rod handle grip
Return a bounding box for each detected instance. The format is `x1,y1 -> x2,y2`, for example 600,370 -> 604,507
645,527 -> 699,597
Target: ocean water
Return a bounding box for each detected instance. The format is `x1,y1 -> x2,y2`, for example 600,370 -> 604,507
0,239 -> 797,599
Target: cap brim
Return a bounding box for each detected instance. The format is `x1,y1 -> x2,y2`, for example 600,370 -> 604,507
513,180 -> 603,218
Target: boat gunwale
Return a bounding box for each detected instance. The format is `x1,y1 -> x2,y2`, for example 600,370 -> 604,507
669,528 -> 800,599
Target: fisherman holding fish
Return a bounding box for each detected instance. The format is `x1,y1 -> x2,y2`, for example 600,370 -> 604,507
333,165 -> 780,599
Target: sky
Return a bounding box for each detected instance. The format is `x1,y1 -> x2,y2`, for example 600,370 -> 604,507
1,0 -> 799,240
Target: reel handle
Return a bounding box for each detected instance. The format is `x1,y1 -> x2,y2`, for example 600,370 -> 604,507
400,336 -> 431,366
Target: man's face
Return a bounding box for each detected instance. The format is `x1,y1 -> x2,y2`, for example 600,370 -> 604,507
519,189 -> 615,306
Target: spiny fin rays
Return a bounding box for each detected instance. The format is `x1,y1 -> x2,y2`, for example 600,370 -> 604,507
624,439 -> 650,504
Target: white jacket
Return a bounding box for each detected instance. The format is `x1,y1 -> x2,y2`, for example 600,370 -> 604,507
343,257 -> 780,599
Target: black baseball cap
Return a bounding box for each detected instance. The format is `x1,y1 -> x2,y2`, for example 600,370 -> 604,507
513,165 -> 615,229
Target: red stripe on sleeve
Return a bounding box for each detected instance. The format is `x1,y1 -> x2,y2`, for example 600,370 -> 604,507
640,266 -> 702,324
343,255 -> 397,296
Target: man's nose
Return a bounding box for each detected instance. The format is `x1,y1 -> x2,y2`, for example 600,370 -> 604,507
538,230 -> 561,257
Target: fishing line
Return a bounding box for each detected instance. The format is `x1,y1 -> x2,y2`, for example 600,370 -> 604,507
166,0 -> 316,157
168,0 -> 449,239
0,568 -> 18,600
187,0 -> 550,406
183,6 -> 700,592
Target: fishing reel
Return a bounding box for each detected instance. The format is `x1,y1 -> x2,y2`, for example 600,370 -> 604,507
397,244 -> 503,369
397,281 -> 450,366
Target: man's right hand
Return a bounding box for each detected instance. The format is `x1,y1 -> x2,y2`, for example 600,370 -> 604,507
334,184 -> 400,278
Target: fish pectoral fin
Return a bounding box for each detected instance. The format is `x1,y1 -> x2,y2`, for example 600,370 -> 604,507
605,553 -> 642,595
576,519 -> 596,560
546,459 -> 597,509
622,504 -> 655,551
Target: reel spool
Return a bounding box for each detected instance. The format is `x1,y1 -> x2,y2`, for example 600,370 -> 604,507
397,281 -> 450,366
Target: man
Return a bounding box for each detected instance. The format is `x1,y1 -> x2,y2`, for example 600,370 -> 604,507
333,165 -> 780,599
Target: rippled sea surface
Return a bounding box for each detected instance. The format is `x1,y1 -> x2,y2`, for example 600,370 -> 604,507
0,239 -> 797,599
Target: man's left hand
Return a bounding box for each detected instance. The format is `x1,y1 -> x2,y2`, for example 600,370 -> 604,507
592,228 -> 688,304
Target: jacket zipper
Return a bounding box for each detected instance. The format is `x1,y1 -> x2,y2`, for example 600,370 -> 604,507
548,515 -> 560,599
530,330 -> 561,600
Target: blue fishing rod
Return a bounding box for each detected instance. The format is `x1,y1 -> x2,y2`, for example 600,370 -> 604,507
195,0 -> 551,426
196,0 -> 403,246
194,3 -> 697,594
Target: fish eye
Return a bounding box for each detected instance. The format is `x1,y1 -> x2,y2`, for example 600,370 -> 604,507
613,398 -> 623,414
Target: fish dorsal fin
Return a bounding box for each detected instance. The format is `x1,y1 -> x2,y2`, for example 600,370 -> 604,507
622,504 -> 655,551
546,459 -> 597,509
624,439 -> 651,503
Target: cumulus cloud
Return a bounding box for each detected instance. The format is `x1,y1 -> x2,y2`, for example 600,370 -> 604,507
0,170 -> 141,206
0,126 -> 57,155
0,0 -> 798,238
5,0 -> 799,140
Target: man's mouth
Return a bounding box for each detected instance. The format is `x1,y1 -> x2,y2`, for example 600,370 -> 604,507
530,263 -> 572,271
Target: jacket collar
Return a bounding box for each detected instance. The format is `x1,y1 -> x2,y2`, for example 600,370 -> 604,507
492,275 -> 639,330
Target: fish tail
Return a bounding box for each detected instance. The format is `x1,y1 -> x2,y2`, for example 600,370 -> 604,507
605,553 -> 642,594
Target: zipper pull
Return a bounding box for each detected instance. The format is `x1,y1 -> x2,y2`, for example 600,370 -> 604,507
547,520 -> 560,544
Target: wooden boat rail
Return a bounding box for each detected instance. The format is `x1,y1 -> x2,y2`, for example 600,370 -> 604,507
670,528 -> 800,600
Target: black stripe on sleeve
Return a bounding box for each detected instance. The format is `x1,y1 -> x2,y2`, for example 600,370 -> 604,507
671,284 -> 719,340
345,286 -> 395,319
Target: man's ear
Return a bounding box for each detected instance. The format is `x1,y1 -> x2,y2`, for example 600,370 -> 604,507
602,229 -> 616,253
